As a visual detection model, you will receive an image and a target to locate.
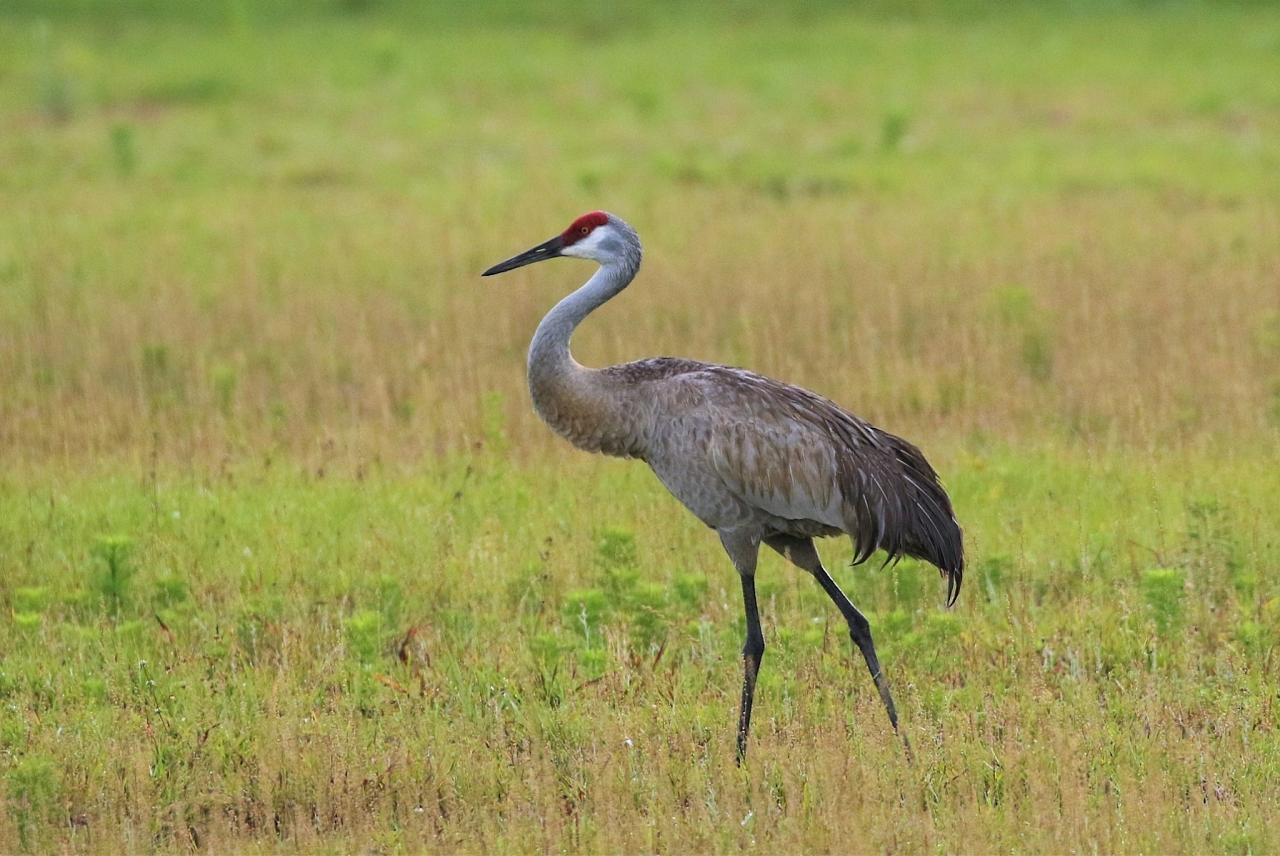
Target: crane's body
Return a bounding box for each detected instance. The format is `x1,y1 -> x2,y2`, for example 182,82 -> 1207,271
485,210 -> 963,761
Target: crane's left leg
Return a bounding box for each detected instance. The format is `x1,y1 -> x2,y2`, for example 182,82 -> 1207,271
720,530 -> 763,765
766,535 -> 902,735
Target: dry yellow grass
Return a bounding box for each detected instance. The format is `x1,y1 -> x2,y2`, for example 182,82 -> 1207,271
5,190 -> 1277,468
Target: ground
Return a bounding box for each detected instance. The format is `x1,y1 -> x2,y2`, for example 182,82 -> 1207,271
1,1 -> 1278,852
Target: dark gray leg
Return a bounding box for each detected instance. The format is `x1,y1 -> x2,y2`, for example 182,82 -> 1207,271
766,535 -> 902,735
737,572 -> 764,763
720,531 -> 763,764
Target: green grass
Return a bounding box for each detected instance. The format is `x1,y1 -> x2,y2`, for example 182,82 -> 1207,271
2,1 -> 1279,851
1,446 -> 1278,850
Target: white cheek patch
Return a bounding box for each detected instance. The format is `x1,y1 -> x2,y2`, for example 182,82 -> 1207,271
562,227 -> 609,259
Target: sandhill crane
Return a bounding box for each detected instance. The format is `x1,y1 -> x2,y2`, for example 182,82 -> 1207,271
483,211 -> 963,761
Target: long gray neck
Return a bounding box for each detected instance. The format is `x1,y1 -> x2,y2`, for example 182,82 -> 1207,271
528,257 -> 638,378
525,244 -> 644,457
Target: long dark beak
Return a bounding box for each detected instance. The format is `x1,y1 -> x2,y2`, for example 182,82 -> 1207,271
481,235 -> 564,276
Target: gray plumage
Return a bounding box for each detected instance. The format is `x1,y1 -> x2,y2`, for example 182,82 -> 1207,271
483,210 -> 964,760
610,359 -> 962,599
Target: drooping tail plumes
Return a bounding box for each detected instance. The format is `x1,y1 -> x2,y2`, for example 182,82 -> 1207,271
838,429 -> 964,607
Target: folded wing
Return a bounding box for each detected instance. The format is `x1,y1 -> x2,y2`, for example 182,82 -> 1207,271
680,365 -> 964,605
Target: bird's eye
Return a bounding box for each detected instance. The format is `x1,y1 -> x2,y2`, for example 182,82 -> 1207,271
580,226 -> 589,234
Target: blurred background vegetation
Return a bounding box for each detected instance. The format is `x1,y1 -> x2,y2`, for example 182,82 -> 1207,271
1,0 -> 1277,467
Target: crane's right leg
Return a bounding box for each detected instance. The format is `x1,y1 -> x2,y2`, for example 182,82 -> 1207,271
720,530 -> 763,765
765,535 -> 904,739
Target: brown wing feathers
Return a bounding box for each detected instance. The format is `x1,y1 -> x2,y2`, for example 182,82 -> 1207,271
713,367 -> 965,606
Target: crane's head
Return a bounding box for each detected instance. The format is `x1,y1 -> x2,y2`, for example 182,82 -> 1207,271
481,211 -> 638,276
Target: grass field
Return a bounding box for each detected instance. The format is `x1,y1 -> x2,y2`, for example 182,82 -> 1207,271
2,1 -> 1279,852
